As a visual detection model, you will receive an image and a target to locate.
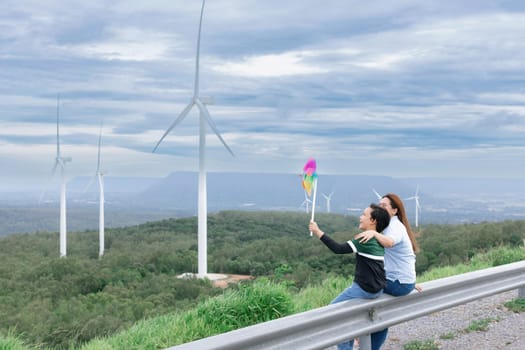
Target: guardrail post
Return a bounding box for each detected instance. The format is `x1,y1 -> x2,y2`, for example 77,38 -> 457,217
358,334 -> 371,350
519,286 -> 525,298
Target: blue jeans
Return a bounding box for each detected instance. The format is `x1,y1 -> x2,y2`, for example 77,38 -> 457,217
330,282 -> 383,350
371,279 -> 415,349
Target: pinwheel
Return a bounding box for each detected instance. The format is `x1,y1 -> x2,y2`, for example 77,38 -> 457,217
302,158 -> 318,235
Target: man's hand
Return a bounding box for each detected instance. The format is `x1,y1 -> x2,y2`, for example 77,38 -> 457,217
309,221 -> 323,238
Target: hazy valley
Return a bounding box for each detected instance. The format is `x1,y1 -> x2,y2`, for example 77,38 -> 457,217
1,172 -> 524,236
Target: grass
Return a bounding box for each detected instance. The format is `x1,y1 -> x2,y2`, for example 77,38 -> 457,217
78,279 -> 294,350
439,332 -> 455,340
77,277 -> 350,350
0,333 -> 30,350
504,298 -> 525,313
0,246 -> 523,350
416,245 -> 525,283
463,317 -> 498,333
291,276 -> 351,312
403,339 -> 439,350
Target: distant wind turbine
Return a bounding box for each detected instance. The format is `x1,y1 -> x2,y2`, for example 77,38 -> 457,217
86,123 -> 106,257
152,0 -> 234,278
322,191 -> 334,213
41,95 -> 72,257
300,192 -> 312,213
405,186 -> 421,227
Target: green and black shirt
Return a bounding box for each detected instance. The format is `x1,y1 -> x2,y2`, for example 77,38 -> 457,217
320,234 -> 386,293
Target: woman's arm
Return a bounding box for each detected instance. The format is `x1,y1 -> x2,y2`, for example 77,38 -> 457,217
355,230 -> 395,248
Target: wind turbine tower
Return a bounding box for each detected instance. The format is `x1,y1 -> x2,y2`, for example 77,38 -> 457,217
406,186 -> 421,227
42,95 -> 72,257
322,191 -> 334,213
153,0 -> 234,278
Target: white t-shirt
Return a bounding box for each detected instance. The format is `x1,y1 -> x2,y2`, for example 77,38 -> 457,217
382,216 -> 416,283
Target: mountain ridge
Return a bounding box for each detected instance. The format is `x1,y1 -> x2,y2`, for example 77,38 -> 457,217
1,172 -> 523,235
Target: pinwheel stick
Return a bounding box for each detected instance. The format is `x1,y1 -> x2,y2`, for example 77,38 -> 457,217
310,178 -> 318,236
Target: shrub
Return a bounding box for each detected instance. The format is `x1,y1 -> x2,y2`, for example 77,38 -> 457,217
193,279 -> 293,334
470,246 -> 525,267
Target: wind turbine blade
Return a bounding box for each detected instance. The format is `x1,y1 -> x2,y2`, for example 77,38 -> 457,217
38,189 -> 47,204
195,99 -> 234,157
84,174 -> 97,193
193,0 -> 206,97
152,102 -> 194,153
39,161 -> 59,203
57,157 -> 66,168
372,188 -> 382,200
56,94 -> 61,158
84,122 -> 103,193
51,160 -> 60,177
96,123 -> 103,173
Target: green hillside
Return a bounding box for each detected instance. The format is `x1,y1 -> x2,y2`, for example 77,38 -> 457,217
0,211 -> 523,349
79,246 -> 525,350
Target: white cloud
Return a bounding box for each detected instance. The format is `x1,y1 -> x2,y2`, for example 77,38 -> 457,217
1,0 -> 525,184
214,51 -> 328,77
63,27 -> 174,61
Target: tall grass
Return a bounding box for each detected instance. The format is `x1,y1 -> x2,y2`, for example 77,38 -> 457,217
0,333 -> 32,350
292,276 -> 351,312
418,245 -> 525,282
77,279 -> 293,350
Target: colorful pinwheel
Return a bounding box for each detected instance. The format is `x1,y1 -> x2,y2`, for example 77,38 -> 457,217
302,158 -> 318,235
302,158 -> 317,196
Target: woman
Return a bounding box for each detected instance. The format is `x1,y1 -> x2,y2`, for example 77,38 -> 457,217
309,203 -> 390,350
355,193 -> 420,349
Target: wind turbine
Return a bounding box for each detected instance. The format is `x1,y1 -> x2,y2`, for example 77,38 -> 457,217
322,191 -> 334,213
372,188 -> 382,200
41,95 -> 72,257
300,192 -> 312,213
405,186 -> 421,227
86,123 -> 106,257
152,0 -> 234,278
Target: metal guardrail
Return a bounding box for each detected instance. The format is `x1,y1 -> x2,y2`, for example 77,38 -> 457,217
166,261 -> 525,350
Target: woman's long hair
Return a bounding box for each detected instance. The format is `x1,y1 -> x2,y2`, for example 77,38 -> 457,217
383,193 -> 419,253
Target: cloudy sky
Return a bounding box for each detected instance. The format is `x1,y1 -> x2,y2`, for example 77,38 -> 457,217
1,0 -> 524,190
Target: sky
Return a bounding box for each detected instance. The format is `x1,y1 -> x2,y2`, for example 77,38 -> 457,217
1,0 -> 525,191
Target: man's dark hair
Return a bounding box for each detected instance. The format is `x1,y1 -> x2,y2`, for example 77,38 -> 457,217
370,203 -> 390,233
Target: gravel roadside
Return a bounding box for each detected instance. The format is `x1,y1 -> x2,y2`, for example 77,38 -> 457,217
383,290 -> 524,349
325,290 -> 524,350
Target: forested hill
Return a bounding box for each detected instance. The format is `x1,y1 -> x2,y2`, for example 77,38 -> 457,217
0,210 -> 524,349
